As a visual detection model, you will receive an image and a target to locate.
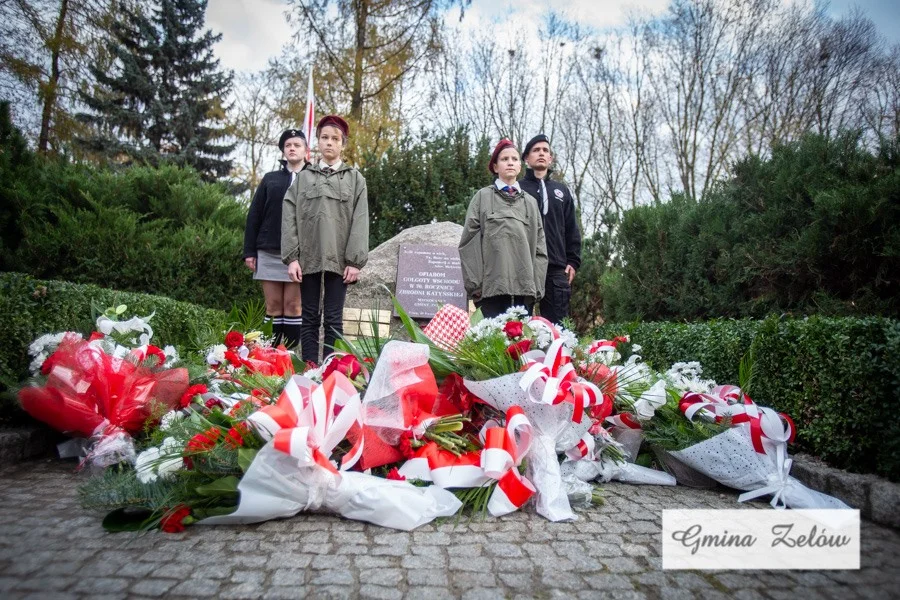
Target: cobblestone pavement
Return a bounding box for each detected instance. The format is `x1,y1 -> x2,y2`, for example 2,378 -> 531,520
1,459 -> 898,600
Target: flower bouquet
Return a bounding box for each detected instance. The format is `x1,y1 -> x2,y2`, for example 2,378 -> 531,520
19,308 -> 189,467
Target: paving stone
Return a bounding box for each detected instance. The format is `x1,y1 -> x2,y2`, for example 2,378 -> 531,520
359,584 -> 404,600
130,578 -> 178,596
1,460 -> 899,599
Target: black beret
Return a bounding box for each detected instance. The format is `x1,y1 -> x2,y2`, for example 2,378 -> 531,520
278,128 -> 306,151
523,134 -> 550,158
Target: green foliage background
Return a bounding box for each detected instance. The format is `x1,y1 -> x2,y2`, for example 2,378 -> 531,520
571,133 -> 900,326
594,316 -> 900,481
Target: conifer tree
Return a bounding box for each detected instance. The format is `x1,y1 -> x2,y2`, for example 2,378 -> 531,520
78,0 -> 233,180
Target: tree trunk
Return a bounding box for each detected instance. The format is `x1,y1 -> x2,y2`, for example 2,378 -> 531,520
350,0 -> 369,122
38,0 -> 70,154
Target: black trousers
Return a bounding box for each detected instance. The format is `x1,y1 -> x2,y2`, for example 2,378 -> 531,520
539,267 -> 572,325
300,271 -> 347,363
476,295 -> 534,319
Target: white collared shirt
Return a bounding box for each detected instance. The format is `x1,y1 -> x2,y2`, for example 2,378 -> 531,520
494,178 -> 521,193
319,159 -> 343,172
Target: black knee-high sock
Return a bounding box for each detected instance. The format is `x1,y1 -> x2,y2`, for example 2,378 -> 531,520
267,314 -> 284,347
281,315 -> 302,350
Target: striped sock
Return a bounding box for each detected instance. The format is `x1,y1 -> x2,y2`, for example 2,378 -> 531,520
267,315 -> 284,346
282,315 -> 302,350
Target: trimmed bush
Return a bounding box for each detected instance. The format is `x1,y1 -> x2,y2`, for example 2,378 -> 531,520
594,316 -> 900,481
0,273 -> 226,420
603,133 -> 900,322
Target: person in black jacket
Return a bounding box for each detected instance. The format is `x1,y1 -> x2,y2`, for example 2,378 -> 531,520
242,128 -> 308,347
519,134 -> 582,325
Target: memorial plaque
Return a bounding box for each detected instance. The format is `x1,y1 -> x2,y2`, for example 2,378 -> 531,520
394,244 -> 467,318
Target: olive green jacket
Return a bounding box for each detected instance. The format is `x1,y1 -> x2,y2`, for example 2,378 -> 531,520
458,186 -> 548,302
281,162 -> 369,274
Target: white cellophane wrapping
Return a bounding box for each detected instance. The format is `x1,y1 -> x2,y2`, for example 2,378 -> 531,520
359,340 -> 431,443
465,373 -> 590,521
561,456 -> 676,486
670,426 -> 849,509
200,443 -> 462,530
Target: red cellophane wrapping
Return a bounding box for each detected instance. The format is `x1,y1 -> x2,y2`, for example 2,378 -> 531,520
19,337 -> 189,437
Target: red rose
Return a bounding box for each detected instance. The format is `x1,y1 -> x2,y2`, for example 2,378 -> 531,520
323,354 -> 362,380
398,431 -> 415,459
224,331 -> 244,349
88,331 -> 105,342
612,336 -> 629,347
506,339 -> 532,360
180,384 -> 208,408
386,467 -> 406,481
437,373 -> 476,414
204,397 -> 223,410
503,321 -> 524,338
160,505 -> 191,533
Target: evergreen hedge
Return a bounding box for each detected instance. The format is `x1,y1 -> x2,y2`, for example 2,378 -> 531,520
594,316 -> 900,481
598,133 -> 900,322
0,273 -> 226,421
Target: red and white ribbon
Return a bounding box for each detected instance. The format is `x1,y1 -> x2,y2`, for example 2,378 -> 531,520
519,339 -> 606,423
605,412 -> 643,430
398,407 -> 536,516
564,433 -> 596,461
248,373 -> 361,474
679,386 -> 796,455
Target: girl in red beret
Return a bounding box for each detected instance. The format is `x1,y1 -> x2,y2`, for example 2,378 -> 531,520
458,139 -> 548,318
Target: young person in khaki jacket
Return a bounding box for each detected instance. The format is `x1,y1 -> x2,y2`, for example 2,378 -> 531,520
282,115 -> 368,364
459,138 -> 548,318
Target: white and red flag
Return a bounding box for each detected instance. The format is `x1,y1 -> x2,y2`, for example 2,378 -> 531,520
303,69 -> 315,160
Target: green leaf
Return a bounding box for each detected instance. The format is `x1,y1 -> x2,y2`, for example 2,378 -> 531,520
101,507 -> 155,532
115,304 -> 127,315
237,448 -> 258,473
195,476 -> 240,497
191,505 -> 239,520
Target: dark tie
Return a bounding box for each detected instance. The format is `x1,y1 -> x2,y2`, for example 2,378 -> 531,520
323,166 -> 333,175
503,186 -> 515,194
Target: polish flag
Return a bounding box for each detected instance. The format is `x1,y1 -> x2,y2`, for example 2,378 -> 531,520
303,69 -> 315,161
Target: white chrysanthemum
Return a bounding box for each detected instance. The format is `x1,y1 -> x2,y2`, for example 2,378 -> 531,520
665,361 -> 716,394
632,380 -> 668,420
28,332 -> 69,357
206,344 -> 227,365
159,410 -> 184,432
156,437 -> 183,480
28,352 -> 48,376
134,446 -> 161,484
134,438 -> 183,483
631,344 -> 643,354
163,345 -> 179,365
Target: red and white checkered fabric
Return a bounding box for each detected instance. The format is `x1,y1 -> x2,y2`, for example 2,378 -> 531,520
423,304 -> 470,351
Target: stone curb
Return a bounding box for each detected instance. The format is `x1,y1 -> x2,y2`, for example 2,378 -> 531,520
0,425 -> 58,465
791,453 -> 900,529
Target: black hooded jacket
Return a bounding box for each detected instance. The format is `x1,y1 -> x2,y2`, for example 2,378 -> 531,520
242,161 -> 304,259
519,168 -> 582,271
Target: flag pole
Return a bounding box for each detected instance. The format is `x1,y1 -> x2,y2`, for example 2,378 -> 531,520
303,69 -> 315,162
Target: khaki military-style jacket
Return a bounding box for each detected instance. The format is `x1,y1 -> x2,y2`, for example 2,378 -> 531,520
281,162 -> 369,275
458,185 -> 548,302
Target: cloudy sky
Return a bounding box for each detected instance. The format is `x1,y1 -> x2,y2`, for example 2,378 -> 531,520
207,0 -> 900,74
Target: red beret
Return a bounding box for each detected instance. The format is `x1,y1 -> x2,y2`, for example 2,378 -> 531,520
316,115 -> 350,139
488,138 -> 517,174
